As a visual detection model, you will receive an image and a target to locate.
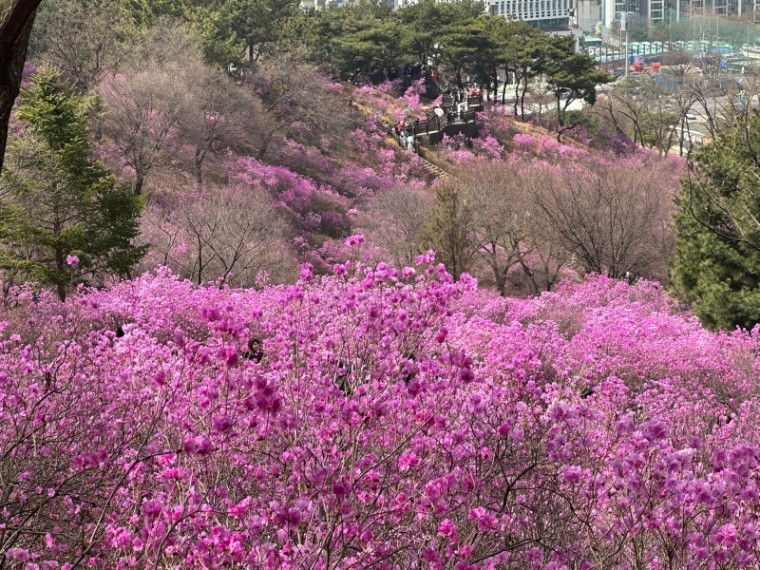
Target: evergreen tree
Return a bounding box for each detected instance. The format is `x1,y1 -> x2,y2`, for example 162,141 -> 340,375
671,112 -> 760,330
545,36 -> 612,128
0,66 -> 145,300
420,184 -> 474,280
323,0 -> 399,82
438,16 -> 493,89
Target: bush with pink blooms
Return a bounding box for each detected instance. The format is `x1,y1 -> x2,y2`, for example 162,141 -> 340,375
353,82 -> 417,123
3,251 -> 760,569
439,132 -> 504,163
225,154 -> 352,239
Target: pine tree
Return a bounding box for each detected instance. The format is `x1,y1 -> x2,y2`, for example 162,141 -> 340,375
670,112 -> 760,330
0,66 -> 145,300
420,184 -> 474,280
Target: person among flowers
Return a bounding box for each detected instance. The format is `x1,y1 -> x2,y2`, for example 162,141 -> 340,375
242,337 -> 264,363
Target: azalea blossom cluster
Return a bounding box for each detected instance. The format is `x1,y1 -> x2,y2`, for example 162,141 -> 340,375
439,108 -> 643,165
2,254 -> 760,569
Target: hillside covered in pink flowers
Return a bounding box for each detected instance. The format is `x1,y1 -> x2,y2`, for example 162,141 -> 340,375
3,12 -> 757,569
3,251 -> 760,569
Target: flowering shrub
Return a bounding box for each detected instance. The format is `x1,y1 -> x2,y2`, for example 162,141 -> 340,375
226,154 -> 351,238
3,259 -> 760,568
588,127 -> 639,155
512,132 -> 536,148
439,133 -> 477,162
401,78 -> 427,114
21,63 -> 37,89
266,139 -> 335,181
343,115 -> 428,182
354,82 -> 412,122
330,164 -> 396,198
506,133 -> 589,160
439,132 -> 504,163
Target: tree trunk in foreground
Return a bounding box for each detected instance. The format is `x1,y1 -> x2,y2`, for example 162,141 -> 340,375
0,0 -> 43,173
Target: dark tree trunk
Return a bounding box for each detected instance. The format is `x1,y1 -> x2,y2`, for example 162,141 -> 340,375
512,76 -> 519,116
519,78 -> 528,119
502,67 -> 509,104
0,0 -> 43,174
133,174 -> 144,196
492,262 -> 507,296
194,146 -> 205,191
55,245 -> 66,301
556,122 -> 578,143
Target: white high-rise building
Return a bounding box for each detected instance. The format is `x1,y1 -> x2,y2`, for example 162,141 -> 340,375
487,0 -> 572,28
602,0 -> 640,33
574,0 -> 602,33
389,0 -> 421,8
304,0 -> 572,26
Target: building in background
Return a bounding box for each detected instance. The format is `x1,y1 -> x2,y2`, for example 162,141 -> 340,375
302,0 -> 758,33
573,0 -> 602,33
602,0 -> 760,35
602,0 -> 639,36
301,0 -> 574,29
388,0 -> 423,8
487,0 -> 572,29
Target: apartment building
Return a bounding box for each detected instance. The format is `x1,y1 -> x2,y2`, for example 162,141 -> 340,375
302,0 -> 573,29
487,0 -> 572,28
574,0 -> 603,33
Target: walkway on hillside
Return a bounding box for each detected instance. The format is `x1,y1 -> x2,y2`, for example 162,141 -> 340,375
416,152 -> 451,179
390,92 -> 484,155
409,93 -> 483,138
389,132 -> 453,180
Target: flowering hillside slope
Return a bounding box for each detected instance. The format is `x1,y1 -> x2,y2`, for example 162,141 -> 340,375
2,253 -> 760,569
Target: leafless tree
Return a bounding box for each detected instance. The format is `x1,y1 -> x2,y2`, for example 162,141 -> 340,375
30,0 -> 131,92
141,185 -> 297,287
180,62 -> 269,190
358,184 -> 434,268
527,156 -> 677,281
593,72 -> 690,156
95,23 -> 209,195
515,234 -> 570,294
668,89 -> 700,157
98,63 -> 193,195
458,162 -> 531,295
245,52 -> 362,159
455,161 -> 570,294
659,52 -> 700,90
591,93 -> 632,142
593,89 -> 650,151
123,17 -> 203,69
360,168 -> 571,295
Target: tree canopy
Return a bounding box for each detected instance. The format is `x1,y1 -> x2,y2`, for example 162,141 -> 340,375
0,66 -> 145,299
671,112 -> 760,330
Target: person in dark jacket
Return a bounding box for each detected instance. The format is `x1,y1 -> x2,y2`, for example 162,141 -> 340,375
243,337 -> 264,363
